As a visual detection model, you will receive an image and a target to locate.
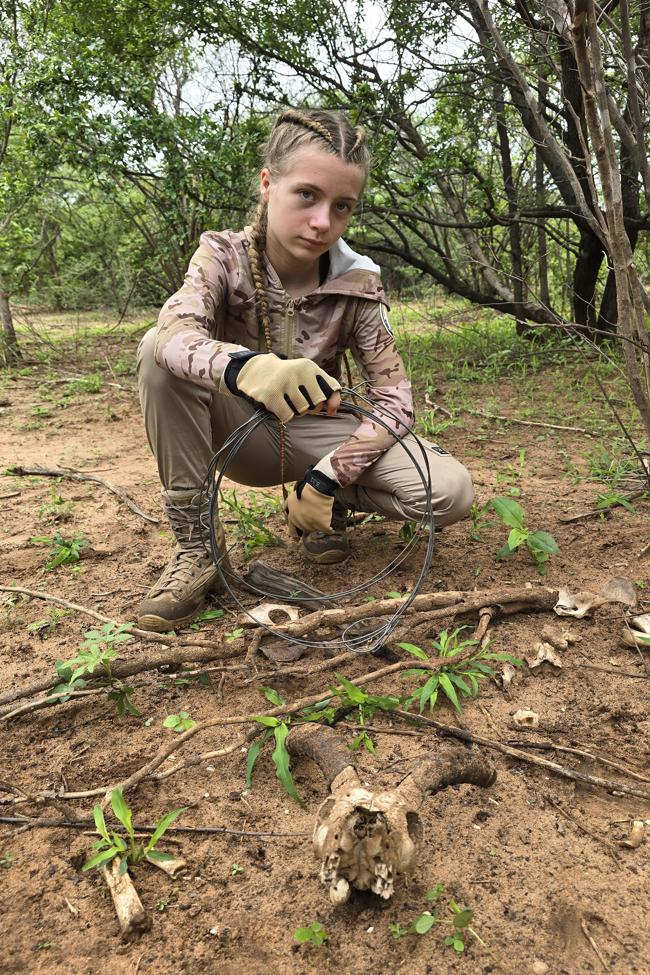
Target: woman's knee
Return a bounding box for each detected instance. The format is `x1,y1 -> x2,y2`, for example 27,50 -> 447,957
393,458 -> 474,526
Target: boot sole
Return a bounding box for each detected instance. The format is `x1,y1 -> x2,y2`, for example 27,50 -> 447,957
136,607 -> 208,633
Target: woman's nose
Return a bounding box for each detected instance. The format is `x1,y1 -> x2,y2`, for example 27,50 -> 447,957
310,204 -> 331,233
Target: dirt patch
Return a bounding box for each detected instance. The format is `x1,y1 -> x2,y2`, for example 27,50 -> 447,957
1,320 -> 649,974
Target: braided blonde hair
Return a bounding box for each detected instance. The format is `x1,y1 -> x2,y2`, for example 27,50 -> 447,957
248,108 -> 370,353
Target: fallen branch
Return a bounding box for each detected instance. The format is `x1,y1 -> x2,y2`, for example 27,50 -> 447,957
425,395 -> 593,435
7,464 -> 159,524
559,490 -> 645,523
389,711 -> 650,801
0,815 -> 308,838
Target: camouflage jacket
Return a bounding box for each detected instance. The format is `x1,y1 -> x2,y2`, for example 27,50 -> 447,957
155,229 -> 414,487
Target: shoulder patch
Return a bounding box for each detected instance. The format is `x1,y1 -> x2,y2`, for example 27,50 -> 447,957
380,305 -> 393,336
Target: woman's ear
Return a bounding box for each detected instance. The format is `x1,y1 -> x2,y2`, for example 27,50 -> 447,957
259,168 -> 271,201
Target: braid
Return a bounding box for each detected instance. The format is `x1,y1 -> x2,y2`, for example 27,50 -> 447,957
248,199 -> 274,354
275,108 -> 334,147
348,124 -> 366,158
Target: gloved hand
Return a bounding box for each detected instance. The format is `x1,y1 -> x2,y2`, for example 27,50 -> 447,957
222,350 -> 341,424
284,466 -> 337,538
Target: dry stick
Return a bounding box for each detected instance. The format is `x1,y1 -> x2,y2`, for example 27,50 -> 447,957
153,735 -> 248,781
581,917 -> 612,973
54,649 -> 489,800
388,710 -> 650,802
424,396 -> 593,435
267,586 -> 558,640
0,815 -> 308,839
545,795 -> 620,859
578,662 -> 650,680
0,585 -> 244,709
559,489 -> 646,523
508,740 -> 650,784
7,464 -> 160,524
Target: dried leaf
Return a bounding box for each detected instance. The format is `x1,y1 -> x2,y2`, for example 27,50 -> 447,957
500,663 -> 518,688
512,709 -> 539,728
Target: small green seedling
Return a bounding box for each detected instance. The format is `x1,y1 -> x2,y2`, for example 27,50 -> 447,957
30,532 -> 88,570
294,922 -> 328,946
38,487 -> 74,523
487,497 -> 558,575
26,609 -> 69,639
595,491 -> 636,515
219,488 -> 284,557
163,711 -> 197,733
399,628 -> 523,715
50,623 -> 136,714
189,608 -> 225,631
82,788 -> 185,872
0,851 -> 12,868
225,627 -> 244,643
230,863 -> 244,876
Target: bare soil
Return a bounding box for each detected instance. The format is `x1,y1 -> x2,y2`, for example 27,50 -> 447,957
1,316 -> 649,975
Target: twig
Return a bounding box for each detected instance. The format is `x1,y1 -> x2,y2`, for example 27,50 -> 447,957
507,740 -> 650,783
7,464 -> 159,523
388,711 -> 650,801
0,815 -> 308,838
581,917 -> 611,972
578,662 -> 649,679
425,395 -> 593,435
546,795 -> 620,859
559,489 -> 645,523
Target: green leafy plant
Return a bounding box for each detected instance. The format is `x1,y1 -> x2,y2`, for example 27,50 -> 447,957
387,887 -> 490,956
163,711 -> 197,733
230,863 -> 244,876
82,788 -> 185,872
219,488 -> 284,558
29,532 -> 88,570
398,628 -> 523,714
294,921 -> 328,947
225,626 -> 244,643
189,607 -> 225,631
0,851 -> 12,868
38,486 -> 74,523
50,623 -> 136,713
595,491 -> 636,514
26,608 -> 69,639
245,688 -> 305,806
487,497 -> 558,575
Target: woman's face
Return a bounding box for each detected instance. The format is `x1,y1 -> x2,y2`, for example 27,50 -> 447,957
260,145 -> 365,271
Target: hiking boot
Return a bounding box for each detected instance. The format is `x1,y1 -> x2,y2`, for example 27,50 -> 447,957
137,488 -> 231,632
300,499 -> 350,565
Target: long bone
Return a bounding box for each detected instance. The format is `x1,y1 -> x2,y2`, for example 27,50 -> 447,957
287,723 -> 496,904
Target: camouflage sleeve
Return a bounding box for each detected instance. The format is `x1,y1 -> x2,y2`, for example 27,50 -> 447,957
154,234 -> 248,388
317,300 -> 415,488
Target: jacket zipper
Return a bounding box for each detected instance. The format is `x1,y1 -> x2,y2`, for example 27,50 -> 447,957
284,296 -> 295,358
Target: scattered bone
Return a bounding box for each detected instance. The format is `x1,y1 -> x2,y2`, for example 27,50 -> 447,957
101,858 -> 151,940
513,709 -> 539,728
541,625 -> 577,651
620,820 -> 645,849
243,602 -> 300,627
622,614 -> 650,651
145,854 -> 187,877
499,663 -> 518,688
64,897 -> 79,917
287,723 -> 495,903
527,642 -> 563,672
555,577 -> 637,618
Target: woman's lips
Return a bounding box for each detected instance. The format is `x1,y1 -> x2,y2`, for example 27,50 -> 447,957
300,237 -> 326,247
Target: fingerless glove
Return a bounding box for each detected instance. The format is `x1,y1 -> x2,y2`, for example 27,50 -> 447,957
284,466 -> 337,538
222,351 -> 340,424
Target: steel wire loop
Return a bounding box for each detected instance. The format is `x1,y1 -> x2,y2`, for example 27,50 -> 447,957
199,390 -> 435,653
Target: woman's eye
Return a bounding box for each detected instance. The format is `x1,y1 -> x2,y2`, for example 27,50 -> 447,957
299,190 -> 313,201
335,201 -> 351,213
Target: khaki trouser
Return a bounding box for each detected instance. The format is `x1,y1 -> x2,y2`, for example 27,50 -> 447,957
137,328 -> 473,526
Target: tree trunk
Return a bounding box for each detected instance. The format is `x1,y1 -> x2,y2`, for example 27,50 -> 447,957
572,230 -> 604,331
0,288 -> 21,366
